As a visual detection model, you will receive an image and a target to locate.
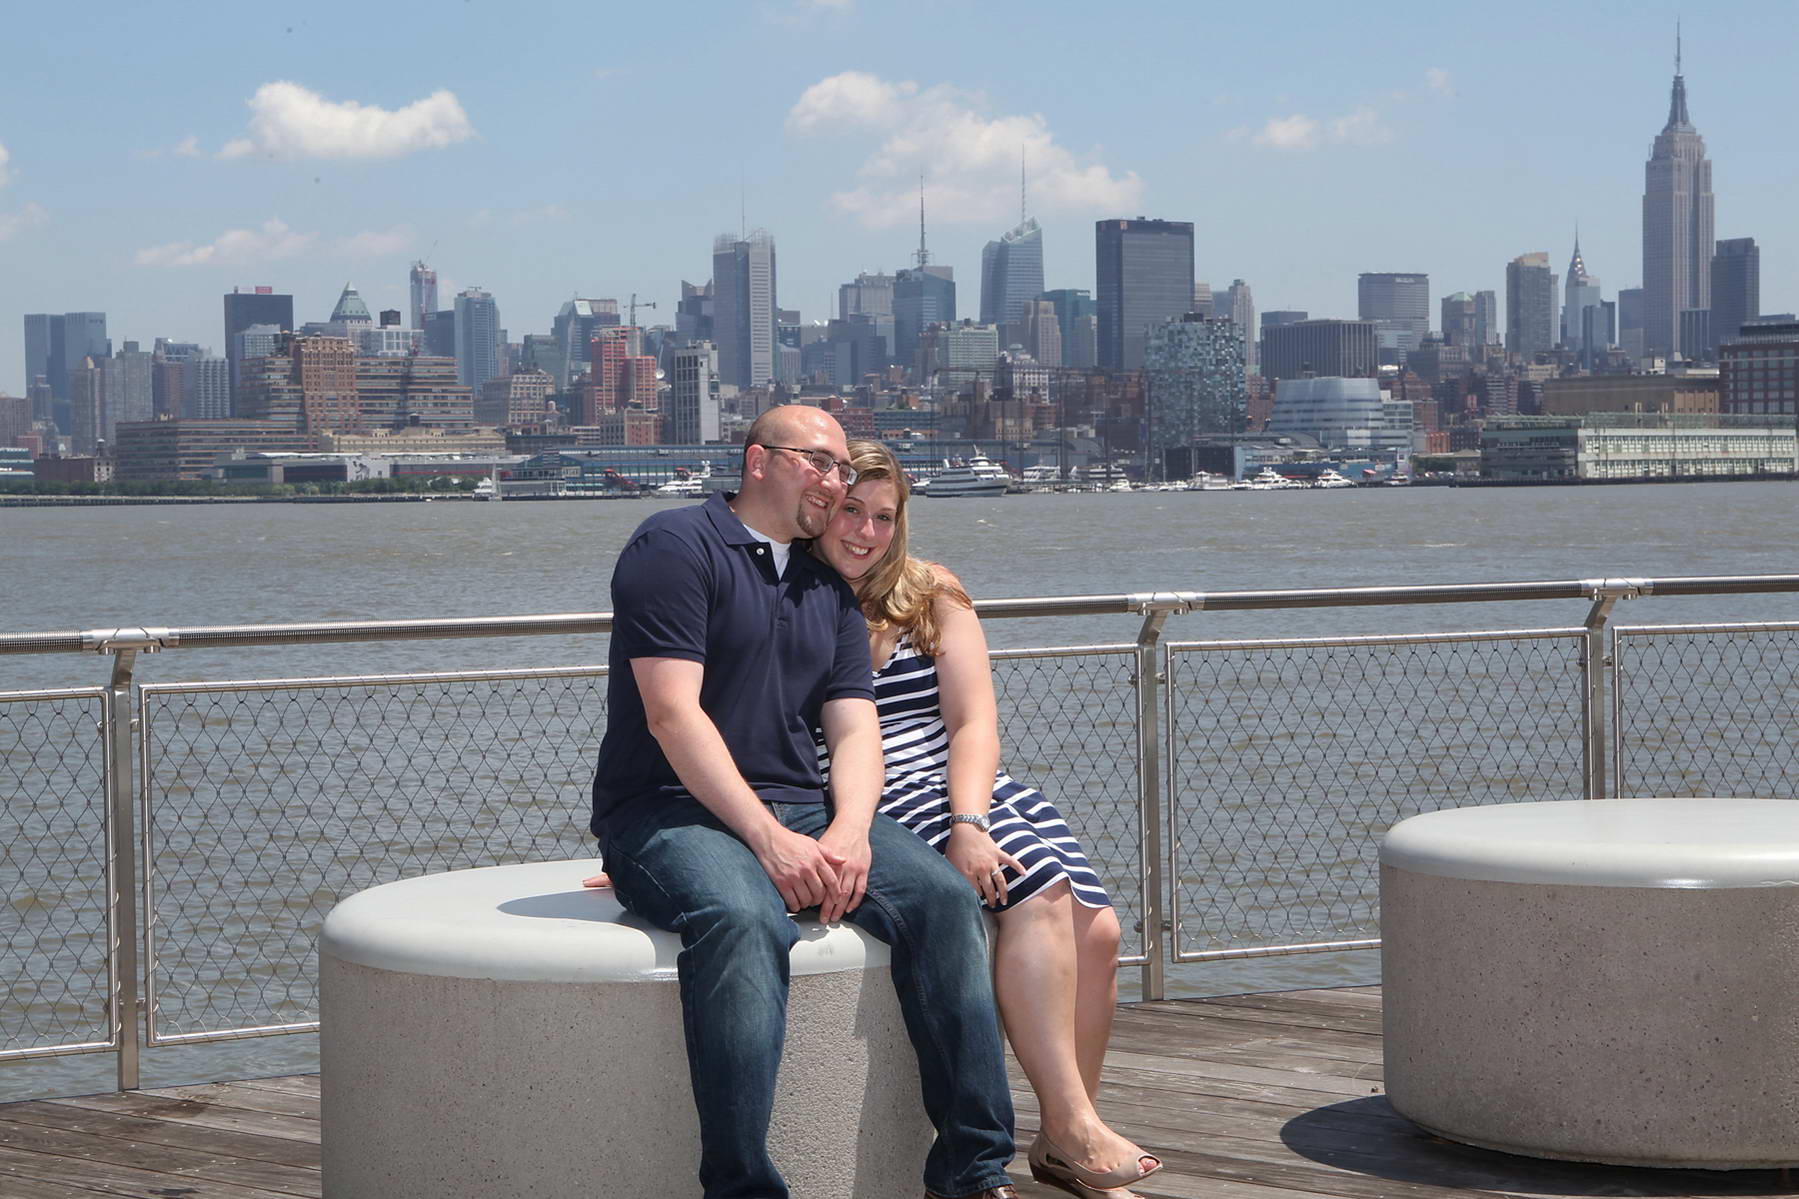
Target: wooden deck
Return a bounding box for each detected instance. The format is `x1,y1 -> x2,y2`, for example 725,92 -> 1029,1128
2,986 -> 1793,1198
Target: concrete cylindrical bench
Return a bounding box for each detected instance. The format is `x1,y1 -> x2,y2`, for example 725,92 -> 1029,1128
1381,798 -> 1799,1170
320,860 -> 933,1197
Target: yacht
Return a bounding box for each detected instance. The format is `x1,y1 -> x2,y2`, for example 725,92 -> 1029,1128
917,450 -> 1009,497
655,462 -> 712,497
1187,472 -> 1233,491
1312,468 -> 1355,489
1246,467 -> 1302,490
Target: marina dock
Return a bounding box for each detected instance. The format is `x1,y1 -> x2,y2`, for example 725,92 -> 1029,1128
2,986 -> 1790,1198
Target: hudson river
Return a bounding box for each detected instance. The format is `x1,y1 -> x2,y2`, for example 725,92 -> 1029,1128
4,482 -> 1798,1099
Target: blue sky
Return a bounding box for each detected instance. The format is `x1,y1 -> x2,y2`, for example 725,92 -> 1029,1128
3,0 -> 1794,392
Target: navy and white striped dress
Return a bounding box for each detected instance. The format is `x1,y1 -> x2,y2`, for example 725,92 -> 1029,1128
858,631 -> 1110,912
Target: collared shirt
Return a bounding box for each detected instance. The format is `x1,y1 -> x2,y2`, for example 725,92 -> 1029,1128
590,491 -> 875,838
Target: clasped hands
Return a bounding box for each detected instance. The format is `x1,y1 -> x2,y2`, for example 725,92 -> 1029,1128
580,821 -> 871,923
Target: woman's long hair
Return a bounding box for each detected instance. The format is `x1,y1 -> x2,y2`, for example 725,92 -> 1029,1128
838,439 -> 970,657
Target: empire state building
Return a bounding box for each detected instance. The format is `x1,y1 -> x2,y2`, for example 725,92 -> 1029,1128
1641,49 -> 1714,359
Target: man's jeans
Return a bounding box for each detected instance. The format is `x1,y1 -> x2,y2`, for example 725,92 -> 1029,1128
602,796 -> 1016,1199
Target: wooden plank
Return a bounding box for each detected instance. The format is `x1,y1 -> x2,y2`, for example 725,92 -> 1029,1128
1105,1049 -> 1383,1099
0,1143 -> 300,1199
1190,992 -> 1389,1027
0,1166 -> 119,1199
143,1081 -> 324,1119
1113,1005 -> 1386,1059
1,1099 -> 320,1168
0,1117 -> 320,1197
1135,999 -> 1382,1037
49,1091 -> 320,1144
223,1075 -> 321,1099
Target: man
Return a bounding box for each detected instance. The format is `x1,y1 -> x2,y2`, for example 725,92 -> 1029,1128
592,404 -> 1017,1199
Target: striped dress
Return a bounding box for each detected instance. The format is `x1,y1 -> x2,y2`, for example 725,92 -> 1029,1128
858,631 -> 1110,912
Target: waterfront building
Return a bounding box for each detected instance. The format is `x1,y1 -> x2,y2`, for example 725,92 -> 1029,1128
1482,414 -> 1793,481
667,342 -> 721,445
1562,239 -> 1606,368
114,419 -> 314,481
223,288 -> 292,407
893,267 -> 956,376
1096,218 -> 1195,371
452,288 -> 501,393
1710,238 -> 1760,352
227,325 -> 285,412
1540,374 -> 1719,416
1221,280 -> 1256,371
1506,253 -> 1556,358
1267,376 -> 1409,453
713,230 -> 777,388
476,369 -> 555,429
1641,51 -> 1714,359
101,342 -> 154,443
354,354 -> 474,428
1719,316 -> 1799,419
313,426 -> 506,457
1358,273 -> 1430,363
1260,319 -> 1379,383
183,357 -> 231,419
980,218 -> 1045,340
409,261 -> 438,333
1144,314 -> 1248,476
0,394 -> 30,448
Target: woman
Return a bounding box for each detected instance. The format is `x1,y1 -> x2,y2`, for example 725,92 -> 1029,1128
813,439 -> 1159,1199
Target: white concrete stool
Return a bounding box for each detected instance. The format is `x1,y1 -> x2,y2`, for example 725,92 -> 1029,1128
320,860 -> 934,1197
1381,798 -> 1799,1169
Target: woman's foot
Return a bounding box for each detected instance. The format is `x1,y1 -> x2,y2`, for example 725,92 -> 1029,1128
1029,1124 -> 1161,1195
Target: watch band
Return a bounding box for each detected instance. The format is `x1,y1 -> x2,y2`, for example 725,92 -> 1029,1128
950,813 -> 990,832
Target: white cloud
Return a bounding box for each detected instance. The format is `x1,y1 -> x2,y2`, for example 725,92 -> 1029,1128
173,134 -> 202,157
786,72 -> 1142,229
135,217 -> 317,266
0,201 -> 48,241
1425,67 -> 1454,96
1253,114 -> 1320,151
0,141 -> 10,189
219,81 -> 475,161
336,225 -> 415,258
1244,105 -> 1393,152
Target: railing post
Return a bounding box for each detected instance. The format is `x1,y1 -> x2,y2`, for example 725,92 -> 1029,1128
1133,601 -> 1174,1002
1580,580 -> 1644,801
103,649 -> 142,1091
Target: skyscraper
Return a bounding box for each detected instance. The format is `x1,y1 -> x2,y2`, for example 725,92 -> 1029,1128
1641,43 -> 1714,358
1710,237 -> 1760,351
713,230 -> 777,388
409,261 -> 438,331
668,342 -> 721,444
453,288 -> 501,392
1260,320 -> 1378,383
1358,273 -> 1430,362
1474,291 -> 1500,348
1563,238 -> 1605,367
1145,314 -> 1247,476
979,218 -> 1044,340
1095,218 -> 1195,371
59,313 -> 110,402
1506,253 -> 1556,357
1221,280 -> 1256,371
102,341 -> 154,442
223,288 -> 293,409
22,314 -> 55,398
1441,293 -> 1479,347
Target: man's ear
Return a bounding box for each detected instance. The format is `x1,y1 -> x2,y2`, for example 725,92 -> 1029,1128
744,444 -> 769,482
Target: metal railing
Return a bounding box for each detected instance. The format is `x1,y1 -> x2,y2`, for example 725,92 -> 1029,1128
5,573 -> 1799,1091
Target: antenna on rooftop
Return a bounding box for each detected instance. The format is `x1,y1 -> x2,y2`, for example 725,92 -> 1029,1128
1676,17 -> 1682,75
914,174 -> 930,269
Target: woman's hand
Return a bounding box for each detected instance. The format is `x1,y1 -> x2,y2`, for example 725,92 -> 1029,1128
581,872 -> 612,888
944,824 -> 1024,908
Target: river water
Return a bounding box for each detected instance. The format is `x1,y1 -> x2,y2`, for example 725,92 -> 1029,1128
4,481 -> 1798,1099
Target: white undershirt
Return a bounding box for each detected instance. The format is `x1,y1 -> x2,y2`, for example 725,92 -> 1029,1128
739,521 -> 792,578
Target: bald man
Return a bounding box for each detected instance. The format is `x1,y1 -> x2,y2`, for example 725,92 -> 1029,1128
591,405 -> 1017,1199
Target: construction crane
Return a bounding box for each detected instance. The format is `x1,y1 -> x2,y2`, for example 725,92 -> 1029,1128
628,293 -> 657,327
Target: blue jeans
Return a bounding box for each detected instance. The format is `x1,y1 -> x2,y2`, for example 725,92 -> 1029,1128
602,796 -> 1015,1199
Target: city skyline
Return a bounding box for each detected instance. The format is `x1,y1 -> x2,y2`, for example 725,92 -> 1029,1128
2,1 -> 1794,392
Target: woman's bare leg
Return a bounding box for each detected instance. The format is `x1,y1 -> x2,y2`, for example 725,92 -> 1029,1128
1069,901 -> 1123,1100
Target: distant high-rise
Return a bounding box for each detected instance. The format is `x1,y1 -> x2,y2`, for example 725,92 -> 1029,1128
409,261 -> 438,331
1641,43 -> 1714,358
102,341 -> 154,442
1260,320 -> 1378,383
979,218 -> 1044,339
1261,311 -> 1307,330
1563,238 -> 1605,367
1041,289 -> 1098,369
1021,300 -> 1062,367
59,313 -> 111,402
1505,253 -> 1556,357
1144,314 -> 1247,475
1221,280 -> 1256,371
223,288 -> 293,408
1473,291 -> 1499,348
893,268 -> 956,375
1358,273 -> 1430,362
553,299 -> 620,388
667,342 -> 721,444
839,272 -> 895,320
22,314 -> 56,398
713,230 -> 777,388
1095,218 -> 1195,371
1710,237 -> 1761,351
453,288 -> 502,392
1441,293 -> 1479,347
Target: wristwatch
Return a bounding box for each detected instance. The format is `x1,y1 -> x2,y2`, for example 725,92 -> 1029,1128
950,813 -> 991,833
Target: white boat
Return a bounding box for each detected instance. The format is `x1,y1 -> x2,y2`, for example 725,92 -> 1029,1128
655,462 -> 712,497
1019,465 -> 1063,488
1246,467 -> 1302,490
1187,472 -> 1233,491
918,449 -> 1009,497
473,472 -> 500,501
1312,468 -> 1355,489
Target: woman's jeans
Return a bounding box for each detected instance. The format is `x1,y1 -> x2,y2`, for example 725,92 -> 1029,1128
602,796 -> 1016,1199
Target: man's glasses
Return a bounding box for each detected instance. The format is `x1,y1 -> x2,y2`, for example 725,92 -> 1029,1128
759,444 -> 858,485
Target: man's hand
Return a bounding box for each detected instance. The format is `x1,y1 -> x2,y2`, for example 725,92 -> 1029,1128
751,824 -> 841,913
815,823 -> 871,923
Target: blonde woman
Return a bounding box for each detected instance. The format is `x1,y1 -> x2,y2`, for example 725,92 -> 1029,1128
812,439 -> 1159,1199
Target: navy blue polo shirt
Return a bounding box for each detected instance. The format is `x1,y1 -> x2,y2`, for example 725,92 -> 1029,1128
590,491 -> 875,839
